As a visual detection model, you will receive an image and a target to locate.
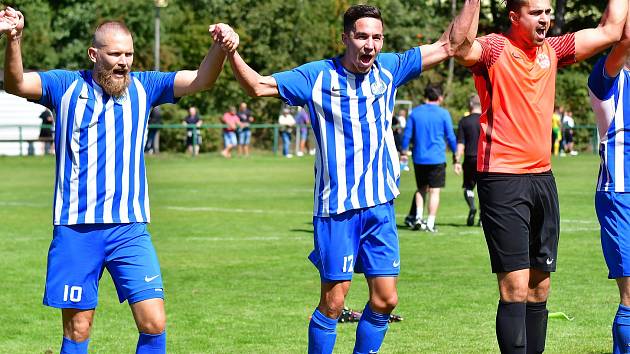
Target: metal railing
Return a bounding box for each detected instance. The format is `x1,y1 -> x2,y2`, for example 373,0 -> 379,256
0,123 -> 602,156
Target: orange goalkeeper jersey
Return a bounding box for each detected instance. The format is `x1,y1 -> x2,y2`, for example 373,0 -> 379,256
470,33 -> 576,173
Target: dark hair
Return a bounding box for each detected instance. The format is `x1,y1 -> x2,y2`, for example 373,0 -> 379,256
424,84 -> 442,101
343,4 -> 382,33
505,0 -> 528,13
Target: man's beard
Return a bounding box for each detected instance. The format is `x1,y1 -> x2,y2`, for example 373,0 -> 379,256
95,68 -> 130,98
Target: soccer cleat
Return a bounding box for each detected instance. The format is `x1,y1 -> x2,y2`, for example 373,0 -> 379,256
467,209 -> 477,226
389,313 -> 403,322
404,215 -> 415,229
415,219 -> 427,231
425,225 -> 437,233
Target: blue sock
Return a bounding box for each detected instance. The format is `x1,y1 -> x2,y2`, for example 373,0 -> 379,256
60,337 -> 89,354
353,303 -> 390,354
308,308 -> 338,354
613,304 -> 630,354
136,331 -> 166,354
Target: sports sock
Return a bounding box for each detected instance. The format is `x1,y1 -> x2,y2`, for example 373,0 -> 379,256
308,308 -> 338,354
496,301 -> 526,354
526,301 -> 548,354
60,337 -> 89,354
426,215 -> 436,229
136,331 -> 166,354
464,189 -> 476,210
353,303 -> 390,354
613,304 -> 630,354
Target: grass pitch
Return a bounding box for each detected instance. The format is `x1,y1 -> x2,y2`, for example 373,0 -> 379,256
0,152 -> 617,353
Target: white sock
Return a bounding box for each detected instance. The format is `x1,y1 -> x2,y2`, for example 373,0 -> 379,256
416,207 -> 423,221
427,215 -> 436,229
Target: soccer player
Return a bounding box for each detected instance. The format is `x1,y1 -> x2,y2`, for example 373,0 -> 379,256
0,7 -> 238,354
588,7 -> 630,352
454,94 -> 481,226
401,84 -> 457,232
224,3 -> 480,353
455,0 -> 628,352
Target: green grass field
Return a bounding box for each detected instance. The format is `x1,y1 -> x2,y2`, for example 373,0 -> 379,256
0,152 -> 618,353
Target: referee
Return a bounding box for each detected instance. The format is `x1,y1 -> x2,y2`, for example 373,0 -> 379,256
454,94 -> 481,226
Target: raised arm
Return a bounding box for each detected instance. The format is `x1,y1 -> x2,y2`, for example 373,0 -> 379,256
227,51 -> 279,98
574,0 -> 628,62
603,3 -> 630,77
172,24 -> 238,98
2,7 -> 43,100
421,0 -> 481,70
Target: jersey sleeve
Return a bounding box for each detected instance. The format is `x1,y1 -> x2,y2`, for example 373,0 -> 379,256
470,34 -> 505,71
377,47 -> 423,87
134,71 -> 179,106
588,55 -> 619,101
36,70 -> 79,110
547,33 -> 576,68
272,61 -> 322,107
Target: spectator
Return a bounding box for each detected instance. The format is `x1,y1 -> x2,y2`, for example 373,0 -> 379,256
401,84 -> 457,232
562,110 -> 577,156
295,106 -> 310,157
551,106 -> 562,156
392,109 -> 406,153
38,108 -> 54,155
278,107 -> 295,158
236,102 -> 254,157
183,106 -> 203,155
221,106 -> 240,158
145,107 -> 162,154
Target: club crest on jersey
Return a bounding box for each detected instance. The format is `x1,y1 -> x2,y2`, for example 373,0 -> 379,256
371,80 -> 387,95
537,53 -> 551,69
114,94 -> 127,105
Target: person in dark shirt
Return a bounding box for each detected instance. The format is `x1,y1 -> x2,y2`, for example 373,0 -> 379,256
38,108 -> 54,154
145,107 -> 162,154
183,106 -> 203,155
454,94 -> 481,226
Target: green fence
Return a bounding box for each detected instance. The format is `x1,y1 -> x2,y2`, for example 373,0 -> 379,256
0,123 -> 602,157
0,123 -> 317,157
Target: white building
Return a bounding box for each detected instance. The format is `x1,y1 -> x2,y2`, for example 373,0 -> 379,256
0,71 -> 49,156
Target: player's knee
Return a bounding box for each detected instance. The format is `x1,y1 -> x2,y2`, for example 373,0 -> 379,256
500,285 -> 528,302
370,292 -> 398,313
320,297 -> 346,318
137,315 -> 166,335
64,317 -> 92,342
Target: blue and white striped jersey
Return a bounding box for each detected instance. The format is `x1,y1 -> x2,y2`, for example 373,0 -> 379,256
272,47 -> 422,216
589,56 -> 630,192
37,70 -> 178,225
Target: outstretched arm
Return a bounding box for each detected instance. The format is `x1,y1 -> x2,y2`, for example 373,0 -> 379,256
173,24 -> 239,98
2,7 -> 42,100
603,4 -> 630,77
227,51 -> 279,98
574,0 -> 628,62
421,0 -> 481,70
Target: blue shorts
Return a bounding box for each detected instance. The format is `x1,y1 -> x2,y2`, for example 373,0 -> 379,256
44,223 -> 164,309
238,129 -> 251,145
223,131 -> 237,147
596,191 -> 630,278
309,201 -> 400,282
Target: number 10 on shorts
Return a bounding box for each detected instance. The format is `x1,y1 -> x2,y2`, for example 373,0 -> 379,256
343,255 -> 354,273
63,285 -> 83,302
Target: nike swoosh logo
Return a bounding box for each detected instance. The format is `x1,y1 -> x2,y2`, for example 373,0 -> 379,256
546,258 -> 554,265
331,87 -> 341,92
79,94 -> 89,100
144,275 -> 160,282
392,260 -> 400,268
